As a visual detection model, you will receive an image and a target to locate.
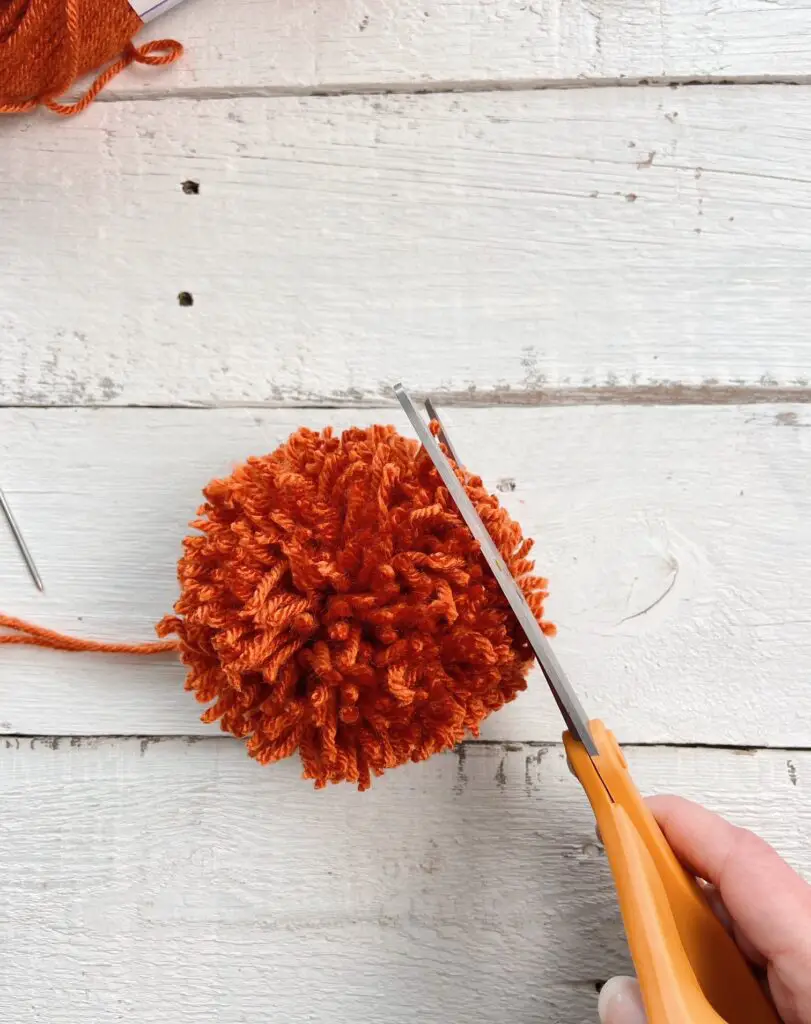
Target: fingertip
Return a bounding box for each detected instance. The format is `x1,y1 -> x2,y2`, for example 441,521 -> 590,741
597,976 -> 647,1024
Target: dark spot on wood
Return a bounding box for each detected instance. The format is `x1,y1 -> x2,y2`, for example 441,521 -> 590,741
497,477 -> 516,492
502,742 -> 522,752
178,291 -> 194,307
589,190 -> 599,198
181,180 -> 200,195
31,737 -> 59,750
627,141 -> 636,148
454,744 -> 468,795
359,14 -> 369,29
524,747 -> 548,793
140,739 -> 151,756
421,838 -> 440,874
495,757 -> 507,790
694,166 -> 703,180
625,193 -> 637,202
776,410 -> 799,427
637,150 -> 656,169
99,376 -> 121,401
729,216 -> 735,222
788,759 -> 798,786
665,111 -> 679,122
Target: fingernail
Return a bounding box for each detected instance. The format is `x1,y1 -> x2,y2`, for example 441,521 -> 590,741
597,976 -> 647,1024
698,880 -> 733,933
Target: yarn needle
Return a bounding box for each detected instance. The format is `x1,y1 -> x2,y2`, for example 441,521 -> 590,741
394,384 -> 596,755
0,487 -> 44,592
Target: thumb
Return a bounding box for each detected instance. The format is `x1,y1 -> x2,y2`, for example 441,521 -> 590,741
597,977 -> 647,1024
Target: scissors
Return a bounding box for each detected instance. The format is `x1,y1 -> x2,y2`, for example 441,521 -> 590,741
394,384 -> 779,1024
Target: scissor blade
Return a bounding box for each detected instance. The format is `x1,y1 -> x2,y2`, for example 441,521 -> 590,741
394,384 -> 596,755
424,397 -> 462,465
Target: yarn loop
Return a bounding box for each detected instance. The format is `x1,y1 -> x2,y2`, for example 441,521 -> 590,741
0,0 -> 182,116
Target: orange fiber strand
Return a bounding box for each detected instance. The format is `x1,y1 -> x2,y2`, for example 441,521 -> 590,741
0,423 -> 554,791
0,0 -> 182,116
0,613 -> 178,654
157,424 -> 554,790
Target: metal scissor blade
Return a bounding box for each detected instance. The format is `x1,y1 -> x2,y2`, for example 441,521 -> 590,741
424,397 -> 462,465
394,384 -> 596,756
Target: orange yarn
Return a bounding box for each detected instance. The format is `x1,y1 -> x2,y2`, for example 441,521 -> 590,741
1,423 -> 553,791
0,0 -> 182,116
0,613 -> 177,654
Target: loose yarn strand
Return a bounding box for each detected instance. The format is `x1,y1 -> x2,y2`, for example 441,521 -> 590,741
0,0 -> 183,116
0,613 -> 178,655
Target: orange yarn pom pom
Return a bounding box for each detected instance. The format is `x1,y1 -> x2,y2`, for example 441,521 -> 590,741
156,424 -> 554,790
0,0 -> 182,116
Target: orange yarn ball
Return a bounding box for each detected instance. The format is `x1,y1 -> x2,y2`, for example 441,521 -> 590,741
0,0 -> 182,116
157,424 -> 554,790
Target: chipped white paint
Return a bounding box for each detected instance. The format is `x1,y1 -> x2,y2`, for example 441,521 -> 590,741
92,0 -> 811,96
1,739 -> 807,1024
4,88 -> 811,405
1,405 -> 810,742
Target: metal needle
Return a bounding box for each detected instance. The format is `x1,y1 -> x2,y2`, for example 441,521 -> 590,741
0,488 -> 44,592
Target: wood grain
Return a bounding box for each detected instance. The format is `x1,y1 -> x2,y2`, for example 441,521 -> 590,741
2,405 -> 809,743
4,88 -> 811,407
1,738 -> 806,1024
83,0 -> 811,97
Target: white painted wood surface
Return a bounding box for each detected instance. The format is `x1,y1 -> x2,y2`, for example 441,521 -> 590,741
4,0 -> 811,1016
4,87 -> 811,406
1,739 -> 807,1024
2,404 -> 809,743
102,0 -> 811,96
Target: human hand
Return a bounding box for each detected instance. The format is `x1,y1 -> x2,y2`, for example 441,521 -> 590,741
597,795 -> 811,1024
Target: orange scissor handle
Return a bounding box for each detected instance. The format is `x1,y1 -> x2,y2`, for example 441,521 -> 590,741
564,721 -> 780,1024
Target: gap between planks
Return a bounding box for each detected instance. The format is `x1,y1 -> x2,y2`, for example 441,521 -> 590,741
90,74 -> 811,106
5,737 -> 811,755
4,384 -> 811,410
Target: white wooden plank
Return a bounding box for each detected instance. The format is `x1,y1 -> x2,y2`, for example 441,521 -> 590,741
1,740 -> 807,1024
3,87 -> 811,407
2,404 -> 809,743
90,0 -> 811,96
